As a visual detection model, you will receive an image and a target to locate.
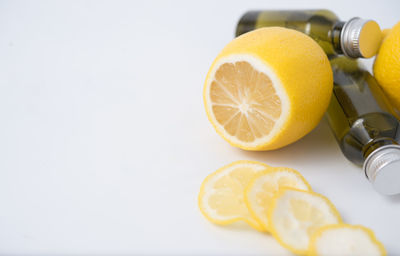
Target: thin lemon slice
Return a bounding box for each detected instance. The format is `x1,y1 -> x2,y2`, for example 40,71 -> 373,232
309,224 -> 386,256
198,160 -> 269,230
203,27 -> 333,150
244,167 -> 311,232
268,188 -> 341,255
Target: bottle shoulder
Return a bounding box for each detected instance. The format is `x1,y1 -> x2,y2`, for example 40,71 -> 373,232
349,112 -> 399,129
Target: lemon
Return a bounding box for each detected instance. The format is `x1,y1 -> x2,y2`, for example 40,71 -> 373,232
382,28 -> 391,39
309,224 -> 386,256
244,167 -> 311,232
203,27 -> 333,150
268,188 -> 341,255
198,160 -> 269,230
373,22 -> 400,111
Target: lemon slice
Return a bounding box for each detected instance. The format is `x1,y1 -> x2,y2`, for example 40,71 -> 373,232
203,27 -> 333,150
198,160 -> 269,230
309,224 -> 386,256
268,188 -> 341,255
244,167 -> 311,232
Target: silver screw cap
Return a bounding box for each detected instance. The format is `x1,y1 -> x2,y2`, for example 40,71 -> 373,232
364,145 -> 400,195
341,17 -> 382,58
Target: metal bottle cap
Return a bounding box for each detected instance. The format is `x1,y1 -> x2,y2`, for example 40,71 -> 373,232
364,145 -> 400,195
341,17 -> 382,58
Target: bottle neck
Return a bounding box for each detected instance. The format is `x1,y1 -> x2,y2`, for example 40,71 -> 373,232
363,138 -> 400,160
331,21 -> 345,55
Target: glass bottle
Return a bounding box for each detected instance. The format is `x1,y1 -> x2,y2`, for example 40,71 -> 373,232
235,10 -> 382,58
326,56 -> 400,195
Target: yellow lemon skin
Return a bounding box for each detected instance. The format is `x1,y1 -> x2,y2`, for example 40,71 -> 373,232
374,22 -> 400,111
203,27 -> 333,150
382,28 -> 391,40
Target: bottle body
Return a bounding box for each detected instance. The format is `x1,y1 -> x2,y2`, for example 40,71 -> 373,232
235,10 -> 382,58
233,12 -> 398,194
236,10 -> 342,57
326,57 -> 400,166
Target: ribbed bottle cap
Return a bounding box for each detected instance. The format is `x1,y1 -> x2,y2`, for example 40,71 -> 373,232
363,145 -> 400,195
341,17 -> 382,58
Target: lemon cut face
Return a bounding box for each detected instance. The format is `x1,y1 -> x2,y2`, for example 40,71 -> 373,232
205,55 -> 289,149
198,160 -> 269,230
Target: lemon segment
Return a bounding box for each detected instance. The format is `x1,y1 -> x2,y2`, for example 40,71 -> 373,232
198,160 -> 269,230
204,27 -> 333,150
268,188 -> 341,255
309,224 -> 386,256
244,167 -> 311,232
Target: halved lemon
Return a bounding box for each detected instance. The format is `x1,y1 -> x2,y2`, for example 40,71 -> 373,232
198,160 -> 269,230
203,27 -> 333,150
244,167 -> 311,232
309,224 -> 386,256
268,188 -> 341,255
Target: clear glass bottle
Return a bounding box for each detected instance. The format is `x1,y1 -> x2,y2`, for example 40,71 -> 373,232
326,56 -> 400,195
235,10 -> 382,58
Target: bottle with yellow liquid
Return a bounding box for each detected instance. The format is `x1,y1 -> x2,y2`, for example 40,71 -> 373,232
327,57 -> 400,195
236,10 -> 382,58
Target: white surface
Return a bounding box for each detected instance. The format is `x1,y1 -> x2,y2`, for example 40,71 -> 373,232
0,0 -> 399,255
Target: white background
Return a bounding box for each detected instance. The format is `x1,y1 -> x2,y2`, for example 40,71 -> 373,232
1,0 -> 400,255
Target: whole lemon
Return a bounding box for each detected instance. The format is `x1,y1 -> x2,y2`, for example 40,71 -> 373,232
373,22 -> 400,111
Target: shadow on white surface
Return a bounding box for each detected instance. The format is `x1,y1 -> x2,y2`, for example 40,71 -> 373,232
237,117 -> 343,166
200,219 -> 293,256
386,193 -> 400,203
